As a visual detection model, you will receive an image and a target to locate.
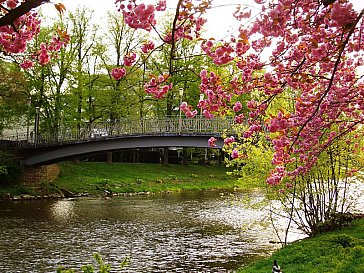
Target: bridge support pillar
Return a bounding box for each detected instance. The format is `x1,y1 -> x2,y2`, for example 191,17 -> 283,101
218,149 -> 224,165
182,147 -> 188,165
132,150 -> 139,163
106,151 -> 113,164
163,147 -> 169,165
21,164 -> 60,186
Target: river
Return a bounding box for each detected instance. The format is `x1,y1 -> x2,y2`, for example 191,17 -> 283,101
0,190 -> 280,273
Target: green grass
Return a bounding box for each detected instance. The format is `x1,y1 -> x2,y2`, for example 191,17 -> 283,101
0,185 -> 38,196
53,162 -> 263,194
238,218 -> 364,273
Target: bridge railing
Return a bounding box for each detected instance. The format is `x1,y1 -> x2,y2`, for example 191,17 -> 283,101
0,117 -> 235,148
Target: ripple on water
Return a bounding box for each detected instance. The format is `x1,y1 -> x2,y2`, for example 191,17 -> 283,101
0,191 -> 279,273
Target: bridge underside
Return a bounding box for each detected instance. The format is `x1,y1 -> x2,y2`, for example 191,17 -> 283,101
21,135 -> 223,166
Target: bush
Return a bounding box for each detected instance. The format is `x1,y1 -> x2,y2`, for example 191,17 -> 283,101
0,150 -> 22,185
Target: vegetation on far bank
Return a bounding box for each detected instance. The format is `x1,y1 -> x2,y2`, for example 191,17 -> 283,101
0,160 -> 266,197
238,218 -> 364,273
52,161 -> 265,195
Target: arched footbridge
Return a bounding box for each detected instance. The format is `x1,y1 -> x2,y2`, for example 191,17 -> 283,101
0,117 -> 235,166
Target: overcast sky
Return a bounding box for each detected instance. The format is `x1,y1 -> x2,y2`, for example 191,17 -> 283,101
40,0 -> 364,40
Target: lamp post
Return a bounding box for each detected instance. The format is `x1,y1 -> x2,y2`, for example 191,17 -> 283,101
60,109 -> 64,140
26,97 -> 31,142
178,88 -> 184,134
199,93 -> 204,132
34,106 -> 40,146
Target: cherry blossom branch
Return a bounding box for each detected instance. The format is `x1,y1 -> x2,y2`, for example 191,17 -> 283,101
290,9 -> 364,148
168,0 -> 183,76
321,0 -> 337,7
314,119 -> 362,160
0,0 -> 49,27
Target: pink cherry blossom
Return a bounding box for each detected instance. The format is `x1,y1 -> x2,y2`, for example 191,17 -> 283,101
111,67 -> 126,80
123,52 -> 136,67
231,149 -> 240,159
224,136 -> 235,145
180,101 -> 197,118
141,40 -> 155,53
234,114 -> 245,124
20,59 -> 34,69
155,0 -> 166,11
122,3 -> 156,31
233,101 -> 242,112
208,137 -> 217,147
145,75 -> 172,98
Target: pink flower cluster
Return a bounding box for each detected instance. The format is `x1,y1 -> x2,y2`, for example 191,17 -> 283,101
330,1 -> 357,28
38,43 -> 50,65
231,149 -> 240,159
5,0 -> 17,9
145,75 -> 172,98
235,40 -> 250,57
199,69 -> 233,118
233,6 -> 251,21
122,3 -> 156,31
233,101 -> 242,112
37,34 -> 69,65
155,0 -> 167,11
164,16 -> 206,43
266,166 -> 287,186
267,111 -> 294,133
208,137 -> 217,147
111,67 -> 127,80
176,1 -> 207,40
180,102 -> 198,118
20,60 -> 34,69
141,40 -> 155,53
202,40 -> 234,65
271,136 -> 293,166
224,136 -> 235,145
123,52 -> 136,67
234,114 -> 245,124
0,11 -> 40,54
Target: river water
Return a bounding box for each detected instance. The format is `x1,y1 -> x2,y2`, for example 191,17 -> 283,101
0,190 -> 280,273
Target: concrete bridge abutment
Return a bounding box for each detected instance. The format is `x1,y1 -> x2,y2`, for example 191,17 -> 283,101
20,164 -> 60,186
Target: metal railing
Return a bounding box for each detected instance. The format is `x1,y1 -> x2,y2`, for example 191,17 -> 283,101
0,117 -> 235,149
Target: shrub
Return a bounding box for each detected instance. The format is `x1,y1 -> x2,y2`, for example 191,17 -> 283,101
0,150 -> 22,185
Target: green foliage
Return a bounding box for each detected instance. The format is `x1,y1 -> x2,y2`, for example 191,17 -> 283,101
39,181 -> 61,195
57,253 -> 130,273
270,134 -> 364,236
238,219 -> 364,273
0,150 -> 22,185
0,60 -> 29,131
224,129 -> 272,188
0,165 -> 7,175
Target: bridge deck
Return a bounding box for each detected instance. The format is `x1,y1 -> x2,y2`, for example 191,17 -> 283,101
0,117 -> 235,149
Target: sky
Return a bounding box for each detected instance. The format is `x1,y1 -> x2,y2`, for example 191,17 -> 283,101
41,0 -> 254,40
40,0 -> 364,40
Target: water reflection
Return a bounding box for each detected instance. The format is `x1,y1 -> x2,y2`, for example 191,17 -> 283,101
0,190 -> 280,273
50,200 -> 75,223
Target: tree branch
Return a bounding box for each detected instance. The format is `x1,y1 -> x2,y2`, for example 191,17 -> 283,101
0,0 -> 49,27
291,10 -> 364,148
321,0 -> 337,7
168,0 -> 183,76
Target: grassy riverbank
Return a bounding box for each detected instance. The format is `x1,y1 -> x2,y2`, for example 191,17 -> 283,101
238,218 -> 364,273
53,162 -> 262,195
